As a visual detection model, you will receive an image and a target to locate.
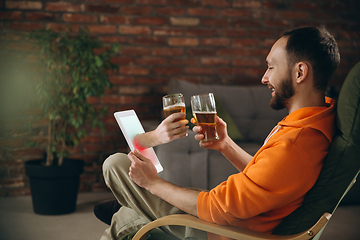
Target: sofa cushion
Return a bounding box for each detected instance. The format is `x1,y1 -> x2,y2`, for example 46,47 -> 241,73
169,80 -> 287,144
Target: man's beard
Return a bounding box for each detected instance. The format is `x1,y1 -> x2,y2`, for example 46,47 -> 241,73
270,75 -> 294,110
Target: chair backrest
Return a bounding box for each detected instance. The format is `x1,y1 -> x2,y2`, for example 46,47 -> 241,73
272,61 -> 360,235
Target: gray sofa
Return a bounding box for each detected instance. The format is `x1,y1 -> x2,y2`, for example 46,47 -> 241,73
155,79 -> 287,190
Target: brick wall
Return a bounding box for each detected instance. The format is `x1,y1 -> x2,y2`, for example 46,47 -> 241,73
1,0 -> 359,197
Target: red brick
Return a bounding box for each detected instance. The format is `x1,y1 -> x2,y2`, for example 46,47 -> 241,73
0,11 -> 23,20
86,96 -> 99,104
201,19 -> 229,27
111,56 -> 133,65
252,10 -> 281,19
232,38 -> 260,47
121,6 -> 152,15
202,0 -> 230,7
45,2 -> 80,12
156,7 -> 186,15
170,58 -> 198,65
9,148 -> 44,158
232,58 -> 260,67
85,4 -> 119,13
282,11 -> 310,20
63,13 -> 97,23
218,67 -> 246,75
135,0 -> 167,5
100,15 -> 131,24
263,0 -> 291,9
201,38 -> 229,47
263,20 -> 291,29
188,8 -> 218,16
0,139 -> 22,147
119,86 -> 151,95
121,46 -> 151,56
201,57 -> 229,65
248,67 -> 266,76
119,26 -> 151,35
170,0 -> 202,6
120,66 -> 149,75
221,9 -> 250,17
170,17 -> 200,26
233,19 -> 261,28
26,12 -> 60,21
168,37 -> 199,47
248,48 -> 269,56
102,0 -> 132,3
137,77 -> 168,84
153,67 -> 183,75
293,2 -> 319,10
153,27 -> 184,36
250,30 -> 274,38
185,67 -> 214,75
101,95 -> 133,104
7,22 -> 43,31
46,23 -> 80,32
109,76 -> 135,85
186,48 -> 216,56
134,17 -> 167,25
136,56 -> 167,65
87,25 -> 117,34
218,29 -> 247,37
99,36 -> 133,44
152,47 -> 183,56
218,48 -> 247,56
186,28 -> 216,37
135,36 -> 167,45
7,187 -> 31,197
7,42 -> 35,51
135,96 -> 159,105
233,0 -> 262,8
6,1 -> 42,9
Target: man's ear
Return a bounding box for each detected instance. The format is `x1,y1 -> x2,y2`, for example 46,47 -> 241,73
295,62 -> 309,84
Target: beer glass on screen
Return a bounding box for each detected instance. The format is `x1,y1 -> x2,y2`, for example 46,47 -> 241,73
162,93 -> 186,119
191,93 -> 219,142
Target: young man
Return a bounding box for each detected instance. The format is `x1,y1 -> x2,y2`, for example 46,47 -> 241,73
100,26 -> 340,240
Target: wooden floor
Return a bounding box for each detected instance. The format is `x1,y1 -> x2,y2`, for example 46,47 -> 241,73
0,191 -> 359,240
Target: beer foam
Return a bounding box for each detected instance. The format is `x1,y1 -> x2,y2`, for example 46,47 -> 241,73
164,102 -> 185,110
193,111 -> 216,114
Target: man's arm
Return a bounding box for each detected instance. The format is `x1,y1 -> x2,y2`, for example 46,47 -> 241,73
128,150 -> 200,216
134,112 -> 189,148
192,116 -> 252,171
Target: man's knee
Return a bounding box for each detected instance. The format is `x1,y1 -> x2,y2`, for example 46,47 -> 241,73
102,153 -> 131,177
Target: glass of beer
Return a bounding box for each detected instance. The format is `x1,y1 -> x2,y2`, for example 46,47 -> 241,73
162,93 -> 186,119
191,93 -> 219,142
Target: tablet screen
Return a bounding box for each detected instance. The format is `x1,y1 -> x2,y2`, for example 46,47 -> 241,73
114,110 -> 163,173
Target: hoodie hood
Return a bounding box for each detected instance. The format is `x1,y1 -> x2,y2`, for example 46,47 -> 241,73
278,97 -> 336,142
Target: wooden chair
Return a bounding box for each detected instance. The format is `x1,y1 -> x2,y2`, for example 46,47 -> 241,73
132,61 -> 360,240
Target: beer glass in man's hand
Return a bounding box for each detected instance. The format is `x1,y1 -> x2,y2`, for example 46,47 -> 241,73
162,93 -> 186,119
191,93 -> 219,142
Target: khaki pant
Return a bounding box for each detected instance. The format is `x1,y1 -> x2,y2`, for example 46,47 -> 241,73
100,153 -> 207,240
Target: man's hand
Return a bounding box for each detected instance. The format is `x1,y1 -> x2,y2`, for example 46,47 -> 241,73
127,149 -> 200,216
128,150 -> 160,190
192,116 -> 229,152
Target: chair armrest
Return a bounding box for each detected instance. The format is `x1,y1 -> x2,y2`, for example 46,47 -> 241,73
132,213 -> 331,240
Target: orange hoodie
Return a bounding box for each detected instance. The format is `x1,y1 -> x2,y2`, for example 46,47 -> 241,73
197,97 -> 336,240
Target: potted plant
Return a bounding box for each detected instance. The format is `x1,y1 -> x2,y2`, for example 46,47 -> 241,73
24,27 -> 119,215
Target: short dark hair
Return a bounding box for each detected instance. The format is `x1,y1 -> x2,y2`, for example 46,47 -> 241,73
282,26 -> 340,91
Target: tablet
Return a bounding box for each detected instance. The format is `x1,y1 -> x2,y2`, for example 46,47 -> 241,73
114,110 -> 163,173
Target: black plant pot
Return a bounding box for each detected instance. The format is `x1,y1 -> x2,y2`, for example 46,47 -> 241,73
25,158 -> 84,215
